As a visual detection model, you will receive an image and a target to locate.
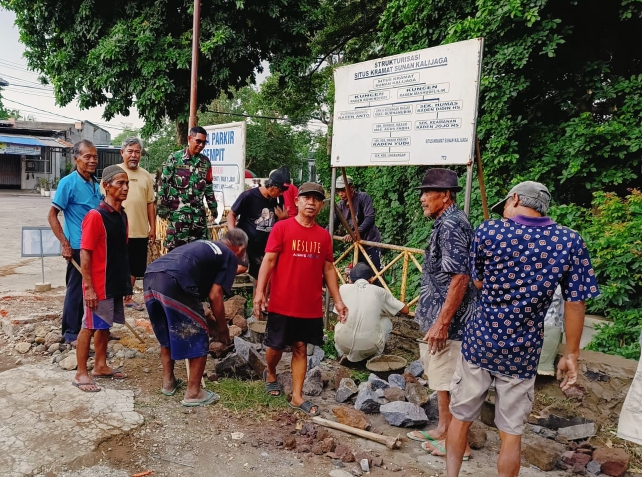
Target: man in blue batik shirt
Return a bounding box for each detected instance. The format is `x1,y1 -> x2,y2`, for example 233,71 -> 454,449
409,169 -> 478,457
446,181 -> 600,477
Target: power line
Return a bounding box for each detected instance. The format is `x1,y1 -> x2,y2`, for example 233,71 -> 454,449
2,97 -> 80,121
0,72 -> 52,88
206,109 -> 290,122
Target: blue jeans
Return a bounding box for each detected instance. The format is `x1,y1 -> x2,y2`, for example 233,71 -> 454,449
61,249 -> 83,343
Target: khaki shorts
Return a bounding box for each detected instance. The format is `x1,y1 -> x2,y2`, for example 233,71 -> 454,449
422,340 -> 462,391
449,354 -> 535,435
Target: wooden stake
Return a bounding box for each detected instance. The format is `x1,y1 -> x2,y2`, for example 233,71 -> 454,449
312,416 -> 401,449
71,259 -> 144,343
476,136 -> 489,220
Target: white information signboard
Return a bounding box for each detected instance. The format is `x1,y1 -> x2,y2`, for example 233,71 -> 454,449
21,227 -> 61,257
331,38 -> 483,167
202,121 -> 247,209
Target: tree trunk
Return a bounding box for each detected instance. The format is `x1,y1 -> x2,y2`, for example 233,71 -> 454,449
176,120 -> 188,146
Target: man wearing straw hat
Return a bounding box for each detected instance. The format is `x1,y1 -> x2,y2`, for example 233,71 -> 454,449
408,168 -> 477,459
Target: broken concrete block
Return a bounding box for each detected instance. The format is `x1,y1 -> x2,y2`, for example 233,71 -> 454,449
405,359 -> 423,377
380,401 -> 428,427
557,422 -> 596,441
335,378 -> 358,403
354,382 -> 385,414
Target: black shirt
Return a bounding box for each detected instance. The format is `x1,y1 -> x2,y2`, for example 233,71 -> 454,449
145,240 -> 238,299
231,187 -> 281,253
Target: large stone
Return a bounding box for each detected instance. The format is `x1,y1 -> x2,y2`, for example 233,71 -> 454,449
44,331 -> 63,347
59,354 -> 78,371
15,342 -> 32,354
334,444 -> 355,463
278,372 -> 293,396
303,366 -> 324,396
592,447 -> 630,477
405,382 -> 429,406
333,366 -> 352,391
367,373 -> 390,390
480,401 -> 496,428
307,346 -> 325,370
215,352 -> 254,379
209,341 -> 228,358
335,378 -> 359,403
383,387 -> 406,402
522,434 -> 565,471
467,421 -> 488,449
48,343 -> 60,353
228,325 -> 243,338
234,336 -> 259,362
421,391 -> 439,421
34,325 -> 49,338
232,315 -> 248,332
405,359 -> 424,377
354,382 -> 385,414
224,295 -> 246,318
388,374 -> 406,390
380,401 -> 428,427
248,347 -> 267,378
332,407 -> 369,430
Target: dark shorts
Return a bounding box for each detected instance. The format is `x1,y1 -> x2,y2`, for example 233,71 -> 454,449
128,237 -> 149,278
143,272 -> 209,361
247,242 -> 266,280
264,312 -> 324,350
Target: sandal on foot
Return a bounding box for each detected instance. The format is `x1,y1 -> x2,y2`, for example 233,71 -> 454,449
125,302 -> 146,312
407,430 -> 441,442
72,379 -> 101,393
421,441 -> 470,460
92,368 -> 127,380
289,400 -> 320,416
181,390 -> 220,407
161,378 -> 184,396
263,369 -> 282,397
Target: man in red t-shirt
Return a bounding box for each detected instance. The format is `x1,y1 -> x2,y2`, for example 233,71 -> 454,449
254,182 -> 348,416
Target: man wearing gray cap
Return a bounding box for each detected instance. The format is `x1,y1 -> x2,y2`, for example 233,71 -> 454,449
446,181 -> 600,477
332,175 -> 382,271
409,168 -> 477,457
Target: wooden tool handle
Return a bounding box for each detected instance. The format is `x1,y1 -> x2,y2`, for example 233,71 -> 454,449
312,416 -> 401,449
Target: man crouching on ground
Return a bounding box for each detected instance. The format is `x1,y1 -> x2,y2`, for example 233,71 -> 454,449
143,229 -> 248,407
74,165 -> 133,392
254,182 -> 348,416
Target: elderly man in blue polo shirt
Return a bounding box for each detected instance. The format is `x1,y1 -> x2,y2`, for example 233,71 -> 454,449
445,181 -> 600,477
48,140 -> 102,344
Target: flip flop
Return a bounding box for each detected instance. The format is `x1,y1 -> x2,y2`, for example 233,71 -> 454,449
161,378 -> 184,396
92,368 -> 127,380
72,379 -> 101,393
289,400 -> 321,416
125,302 -> 146,312
181,390 -> 220,407
421,441 -> 470,461
407,430 -> 440,442
263,369 -> 282,397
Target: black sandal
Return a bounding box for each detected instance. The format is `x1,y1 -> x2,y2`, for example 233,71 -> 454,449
263,369 -> 282,397
289,400 -> 320,416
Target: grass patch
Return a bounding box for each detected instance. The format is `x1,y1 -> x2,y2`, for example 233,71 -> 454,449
350,369 -> 370,384
207,378 -> 289,414
321,330 -> 338,360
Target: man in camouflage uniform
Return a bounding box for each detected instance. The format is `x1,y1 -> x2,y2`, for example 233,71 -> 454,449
158,126 -> 217,251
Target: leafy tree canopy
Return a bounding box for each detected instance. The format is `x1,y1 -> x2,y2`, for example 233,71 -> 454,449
1,0 -> 323,135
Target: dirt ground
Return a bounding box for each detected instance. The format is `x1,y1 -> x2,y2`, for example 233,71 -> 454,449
0,287 -> 638,477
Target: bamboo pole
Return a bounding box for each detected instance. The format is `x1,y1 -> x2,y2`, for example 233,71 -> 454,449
476,136 -> 489,220
400,252 -> 409,303
333,204 -> 358,243
357,243 -> 390,291
340,168 -> 361,243
410,253 -> 423,272
333,241 -> 358,265
359,239 -> 424,255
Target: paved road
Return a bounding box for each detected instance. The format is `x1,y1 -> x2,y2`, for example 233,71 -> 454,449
0,191 -> 67,293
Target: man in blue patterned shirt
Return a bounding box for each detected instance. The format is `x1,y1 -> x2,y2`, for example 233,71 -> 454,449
446,181 -> 600,477
408,169 -> 478,456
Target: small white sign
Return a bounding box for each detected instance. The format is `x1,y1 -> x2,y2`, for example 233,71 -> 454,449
21,227 -> 61,257
331,38 -> 483,167
202,121 -> 247,209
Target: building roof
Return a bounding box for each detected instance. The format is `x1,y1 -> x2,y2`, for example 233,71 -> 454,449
0,134 -> 72,148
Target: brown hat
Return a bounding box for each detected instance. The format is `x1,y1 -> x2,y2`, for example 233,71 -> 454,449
415,168 -> 462,192
298,182 -> 325,200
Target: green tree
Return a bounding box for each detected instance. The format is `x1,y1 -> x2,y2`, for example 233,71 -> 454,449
110,125 -> 141,146
1,0 -> 324,135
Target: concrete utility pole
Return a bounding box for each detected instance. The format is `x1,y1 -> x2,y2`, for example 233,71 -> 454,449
188,0 -> 201,129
